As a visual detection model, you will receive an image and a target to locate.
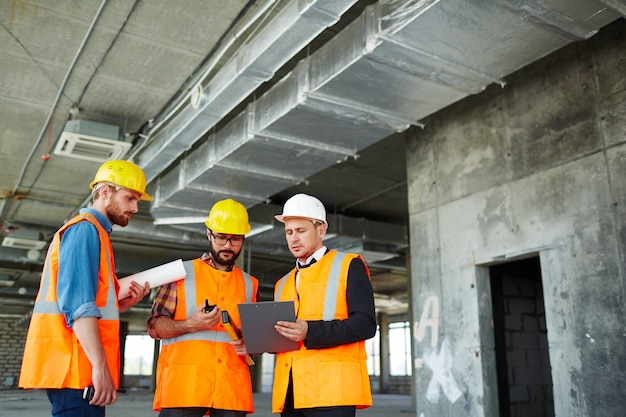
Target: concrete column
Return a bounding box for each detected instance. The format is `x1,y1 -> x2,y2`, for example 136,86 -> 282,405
406,20 -> 626,417
405,247 -> 417,409
119,321 -> 129,388
151,338 -> 160,392
378,312 -> 390,393
250,354 -> 263,392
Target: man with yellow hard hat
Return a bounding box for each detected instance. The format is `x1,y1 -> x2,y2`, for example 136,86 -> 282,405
20,160 -> 152,416
147,198 -> 259,417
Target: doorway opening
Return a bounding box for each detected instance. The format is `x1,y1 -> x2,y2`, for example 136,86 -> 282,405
489,256 -> 554,417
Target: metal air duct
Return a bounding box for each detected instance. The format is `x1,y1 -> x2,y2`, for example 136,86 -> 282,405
129,0 -> 623,263
148,0 -> 622,223
135,0 -> 360,183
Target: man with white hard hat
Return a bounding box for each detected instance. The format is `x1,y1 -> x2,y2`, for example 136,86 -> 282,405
271,193 -> 376,417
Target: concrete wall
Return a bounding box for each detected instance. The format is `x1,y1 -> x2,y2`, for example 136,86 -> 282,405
407,18 -> 625,417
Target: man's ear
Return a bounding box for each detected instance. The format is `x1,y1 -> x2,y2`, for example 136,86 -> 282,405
98,183 -> 113,200
318,222 -> 327,239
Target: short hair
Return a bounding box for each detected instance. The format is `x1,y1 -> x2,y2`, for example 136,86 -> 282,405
91,182 -> 120,201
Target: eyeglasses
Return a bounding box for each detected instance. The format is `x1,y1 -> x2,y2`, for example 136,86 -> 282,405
210,232 -> 244,247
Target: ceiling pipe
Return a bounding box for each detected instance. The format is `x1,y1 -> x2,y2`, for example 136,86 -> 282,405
134,0 -> 360,184
138,0 -> 281,143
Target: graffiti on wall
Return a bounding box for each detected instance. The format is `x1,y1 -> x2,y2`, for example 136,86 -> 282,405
414,295 -> 462,404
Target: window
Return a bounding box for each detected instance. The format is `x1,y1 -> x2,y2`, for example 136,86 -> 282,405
124,335 -> 154,376
389,321 -> 412,376
260,353 -> 275,393
366,326 -> 380,376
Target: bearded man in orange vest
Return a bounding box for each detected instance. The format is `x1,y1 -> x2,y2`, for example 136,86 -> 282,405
272,193 -> 377,417
147,198 -> 259,417
19,160 -> 152,417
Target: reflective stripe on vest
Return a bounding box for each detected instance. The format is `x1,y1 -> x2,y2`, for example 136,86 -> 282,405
276,252 -> 348,321
275,272 -> 289,299
161,260 -> 254,346
32,213 -> 118,320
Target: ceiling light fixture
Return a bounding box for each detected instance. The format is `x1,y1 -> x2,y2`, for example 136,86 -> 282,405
2,236 -> 47,250
153,216 -> 206,226
245,224 -> 273,238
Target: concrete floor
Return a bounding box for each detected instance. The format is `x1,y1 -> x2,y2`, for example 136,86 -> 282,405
0,389 -> 415,416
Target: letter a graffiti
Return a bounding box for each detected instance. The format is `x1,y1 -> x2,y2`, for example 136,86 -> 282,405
415,295 -> 439,349
414,296 -> 462,404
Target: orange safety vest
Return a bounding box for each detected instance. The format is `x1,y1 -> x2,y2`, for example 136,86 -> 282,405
153,259 -> 258,413
19,212 -> 120,389
272,251 -> 373,413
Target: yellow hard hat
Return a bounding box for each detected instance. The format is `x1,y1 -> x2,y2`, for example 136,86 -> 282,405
205,199 -> 251,235
89,160 -> 153,201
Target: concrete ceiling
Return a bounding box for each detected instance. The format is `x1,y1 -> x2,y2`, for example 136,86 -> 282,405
1,0 -> 623,326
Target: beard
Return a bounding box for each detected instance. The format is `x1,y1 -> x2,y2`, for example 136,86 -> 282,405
106,196 -> 132,227
210,244 -> 241,267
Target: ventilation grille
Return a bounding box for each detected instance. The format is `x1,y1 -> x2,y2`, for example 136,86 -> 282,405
54,132 -> 132,162
1,236 -> 47,250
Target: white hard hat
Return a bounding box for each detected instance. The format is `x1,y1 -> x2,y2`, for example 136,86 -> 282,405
274,193 -> 327,225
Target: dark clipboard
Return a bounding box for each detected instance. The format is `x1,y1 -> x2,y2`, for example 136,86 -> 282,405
237,301 -> 299,354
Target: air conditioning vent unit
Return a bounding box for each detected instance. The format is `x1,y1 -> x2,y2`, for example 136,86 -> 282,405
2,236 -> 47,250
54,120 -> 131,162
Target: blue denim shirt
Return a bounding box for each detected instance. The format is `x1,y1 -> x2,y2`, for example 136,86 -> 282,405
57,208 -> 113,328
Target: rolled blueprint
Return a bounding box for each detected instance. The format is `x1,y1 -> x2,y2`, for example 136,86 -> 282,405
117,259 -> 186,300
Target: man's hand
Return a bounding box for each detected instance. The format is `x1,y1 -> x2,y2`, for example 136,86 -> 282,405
275,319 -> 308,342
72,317 -> 118,406
118,281 -> 150,313
149,304 -> 221,339
187,304 -> 221,332
230,338 -> 249,356
89,371 -> 118,406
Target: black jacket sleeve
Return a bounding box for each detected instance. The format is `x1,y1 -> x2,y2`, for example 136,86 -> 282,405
304,257 -> 377,349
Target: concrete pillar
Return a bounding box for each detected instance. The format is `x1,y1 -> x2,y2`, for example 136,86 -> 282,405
250,354 -> 263,392
119,321 -> 129,388
378,312 -> 390,393
406,19 -> 626,417
151,338 -> 160,392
